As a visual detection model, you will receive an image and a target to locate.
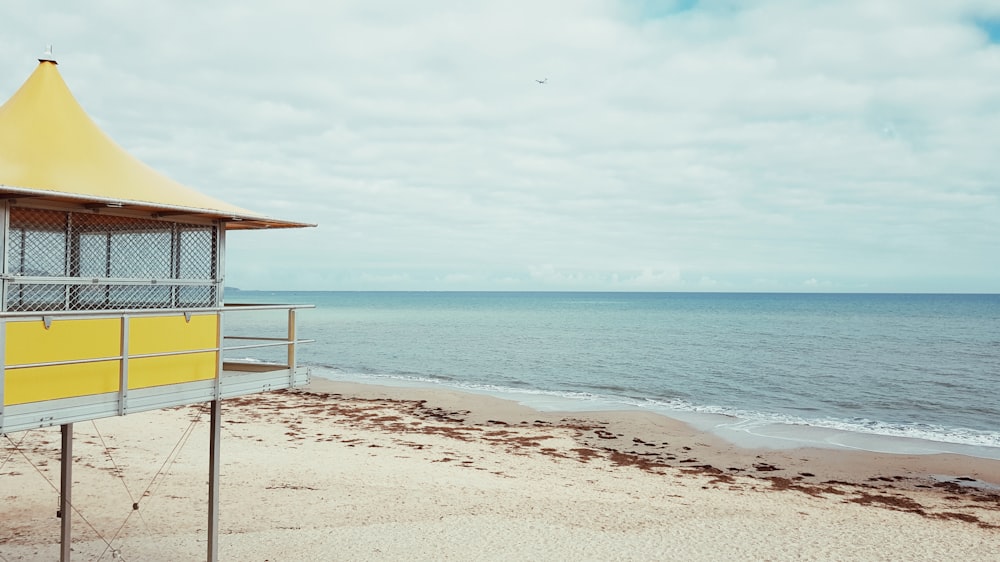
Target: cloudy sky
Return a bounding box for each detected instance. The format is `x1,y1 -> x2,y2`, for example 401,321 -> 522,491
2,1 -> 999,292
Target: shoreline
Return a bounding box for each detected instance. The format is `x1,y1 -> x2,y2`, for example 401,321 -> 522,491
307,379 -> 1000,493
2,380 -> 998,560
313,372 -> 1000,461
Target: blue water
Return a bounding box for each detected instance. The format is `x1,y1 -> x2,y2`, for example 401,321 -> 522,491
224,291 -> 1000,459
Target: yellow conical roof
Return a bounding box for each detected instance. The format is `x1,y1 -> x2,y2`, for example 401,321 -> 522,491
0,58 -> 312,229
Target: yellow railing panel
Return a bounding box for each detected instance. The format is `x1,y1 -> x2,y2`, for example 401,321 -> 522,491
5,318 -> 121,365
129,314 -> 218,355
4,361 -> 119,405
128,352 -> 218,389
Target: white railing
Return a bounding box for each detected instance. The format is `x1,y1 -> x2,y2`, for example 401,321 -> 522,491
0,303 -> 314,433
219,303 -> 315,370
0,303 -> 314,370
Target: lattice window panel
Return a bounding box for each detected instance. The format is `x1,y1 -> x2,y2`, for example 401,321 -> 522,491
5,207 -> 219,312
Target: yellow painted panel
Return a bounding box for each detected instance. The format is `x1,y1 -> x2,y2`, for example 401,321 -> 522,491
5,318 -> 121,366
4,361 -> 119,405
128,352 -> 218,389
129,314 -> 218,355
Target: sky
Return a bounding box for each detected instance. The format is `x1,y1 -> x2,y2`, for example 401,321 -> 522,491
2,1 -> 999,293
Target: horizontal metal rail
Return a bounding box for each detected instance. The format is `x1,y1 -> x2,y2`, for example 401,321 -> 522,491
5,356 -> 122,369
224,336 -> 292,342
5,347 -> 223,370
0,303 -> 314,320
3,275 -> 218,286
218,303 -> 315,310
223,338 -> 315,351
2,304 -> 315,369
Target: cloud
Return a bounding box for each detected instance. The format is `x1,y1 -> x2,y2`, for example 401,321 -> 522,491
2,0 -> 998,292
803,278 -> 833,289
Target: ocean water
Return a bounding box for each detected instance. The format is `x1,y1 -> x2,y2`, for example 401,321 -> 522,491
224,291 -> 1000,459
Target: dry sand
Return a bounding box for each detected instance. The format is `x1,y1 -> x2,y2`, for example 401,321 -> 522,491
2,380 -> 998,561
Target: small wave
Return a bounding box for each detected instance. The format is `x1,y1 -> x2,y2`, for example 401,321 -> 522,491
307,366 -> 1000,452
310,364 -> 454,383
639,399 -> 1000,450
579,383 -> 631,393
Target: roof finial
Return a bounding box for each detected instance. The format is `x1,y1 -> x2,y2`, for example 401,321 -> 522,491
39,45 -> 58,64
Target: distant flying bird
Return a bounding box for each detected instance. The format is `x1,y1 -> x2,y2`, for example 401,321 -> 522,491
535,78 -> 548,84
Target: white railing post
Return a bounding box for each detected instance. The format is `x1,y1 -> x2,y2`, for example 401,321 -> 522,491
287,308 -> 297,382
215,309 -> 224,400
0,319 -> 6,428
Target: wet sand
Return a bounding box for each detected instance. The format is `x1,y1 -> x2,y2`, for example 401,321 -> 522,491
1,380 -> 998,560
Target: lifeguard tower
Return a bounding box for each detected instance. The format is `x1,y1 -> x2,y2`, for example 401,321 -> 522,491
0,51 -> 314,560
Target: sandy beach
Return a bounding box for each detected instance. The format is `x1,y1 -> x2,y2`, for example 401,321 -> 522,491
2,380 -> 998,561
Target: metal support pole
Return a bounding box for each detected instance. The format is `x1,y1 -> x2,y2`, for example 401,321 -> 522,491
118,315 -> 130,416
60,423 -> 73,562
207,399 -> 221,562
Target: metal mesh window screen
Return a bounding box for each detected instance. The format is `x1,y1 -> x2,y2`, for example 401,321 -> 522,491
179,229 -> 214,278
7,208 -> 67,277
8,284 -> 67,311
5,207 -> 218,312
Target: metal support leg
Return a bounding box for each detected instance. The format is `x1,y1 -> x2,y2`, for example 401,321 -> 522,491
208,400 -> 221,562
60,423 -> 73,562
